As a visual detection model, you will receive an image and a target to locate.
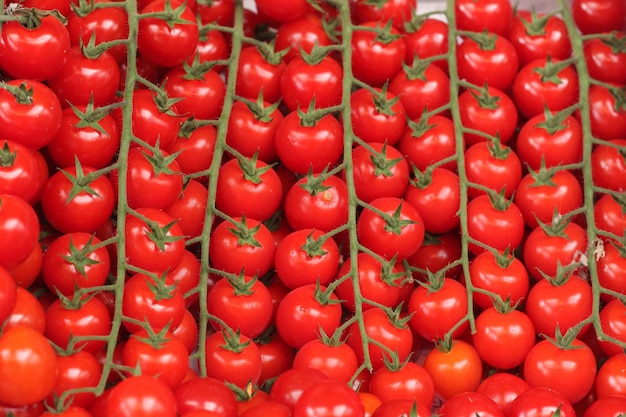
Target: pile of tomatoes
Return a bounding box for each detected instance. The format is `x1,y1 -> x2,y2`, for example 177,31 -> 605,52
1,0 -> 626,415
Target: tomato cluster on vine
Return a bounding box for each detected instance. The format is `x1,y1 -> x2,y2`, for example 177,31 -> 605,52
1,0 -> 626,416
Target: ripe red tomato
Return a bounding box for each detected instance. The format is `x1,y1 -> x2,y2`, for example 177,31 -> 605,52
512,57 -> 579,120
274,14 -> 334,63
0,265 -> 17,328
209,216 -> 276,278
46,105 -> 120,170
345,306 -> 414,371
572,0 -> 626,34
353,0 -> 414,30
0,13 -> 70,81
456,32 -> 519,92
174,377 -> 238,417
404,167 -> 461,234
472,307 -> 535,370
0,79 -> 62,150
507,387 -> 576,417
458,85 -> 518,147
350,87 -> 407,146
41,232 -> 111,296
476,373 -> 530,414
507,11 -> 571,66
524,338 -> 597,404
0,326 -> 58,407
137,0 -> 198,67
423,340 -> 483,401
235,45 -> 286,104
283,173 -> 349,232
292,339 -> 359,384
525,274 -> 593,339
124,207 -> 186,274
106,375 -> 178,417
202,330 -> 262,389
455,0 -> 513,36
207,275 -> 273,339
591,138 -> 626,192
464,140 -> 522,200
122,272 -> 185,335
275,284 -> 342,349
357,197 -> 425,261
0,139 -> 41,204
47,350 -> 102,409
122,329 -> 189,389
595,353 -> 626,399
351,21 -> 407,86
45,295 -> 112,355
165,179 -> 209,240
163,65 -> 226,120
584,32 -> 626,85
438,391 -> 505,417
4,286 -> 46,334
351,142 -> 410,203
270,367 -> 330,411
41,165 -> 115,234
586,85 -> 626,141
280,53 -> 343,112
469,250 -> 530,311
293,381 -> 364,417
368,361 -> 435,410
215,156 -> 283,221
596,239 -> 626,301
0,194 -> 40,269
598,298 -> 626,357
398,114 -> 457,172
584,395 -> 626,417
407,232 -> 463,282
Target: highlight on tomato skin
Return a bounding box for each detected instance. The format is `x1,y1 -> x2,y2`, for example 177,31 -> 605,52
0,0 -> 624,415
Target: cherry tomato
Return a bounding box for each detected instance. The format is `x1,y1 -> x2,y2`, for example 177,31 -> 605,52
106,375 -> 178,417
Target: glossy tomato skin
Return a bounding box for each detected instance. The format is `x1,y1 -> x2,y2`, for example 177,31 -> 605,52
292,339 -> 359,384
476,373 -> 530,414
345,307 -> 414,371
0,139 -> 41,204
47,105 -> 120,170
584,395 -> 626,417
353,0 -> 414,30
408,278 -> 469,342
572,0 -> 626,34
455,0 -> 513,36
466,194 -> 525,256
0,15 -> 70,81
0,194 -> 40,269
334,251 -> 404,312
507,387 -> 576,417
351,142 -> 410,203
516,111 -> 583,170
280,54 -> 343,112
0,326 -> 58,407
292,381 -> 364,417
0,266 -> 16,329
215,157 -> 283,222
595,354 -> 626,399
4,286 -> 46,334
458,85 -> 518,147
512,57 -> 579,120
165,179 -> 208,240
351,21 -> 407,86
524,338 -> 597,404
275,284 -> 342,349
0,79 -> 62,150
41,232 -> 111,296
270,367 -> 330,411
137,0 -> 198,67
106,375 -> 177,417
207,275 -> 273,339
584,33 -> 626,85
283,174 -> 349,233
274,14 -> 334,63
456,33 -> 519,92
175,377 -> 238,417
166,123 -> 216,177
163,65 -> 226,120
507,11 -> 571,66
404,17 -> 449,71
586,85 -> 626,140
48,46 -> 120,107
398,114 -> 457,172
350,87 -> 407,146
47,350 -> 102,409
122,329 -> 189,389
596,241 -> 626,301
404,167 -> 461,234
357,197 -> 425,261
598,298 -> 626,357
591,139 -> 626,192
274,229 -> 340,289
122,272 -> 186,334
124,208 -> 186,274
469,250 -> 530,311
472,308 -> 535,370
368,361 -> 435,410
438,392 -> 505,417
464,141 -> 522,200
389,61 -> 450,121
203,331 -> 262,389
423,340 -> 483,401
44,296 -> 112,355
235,46 -> 286,104
41,165 -> 116,234
407,232 -> 463,282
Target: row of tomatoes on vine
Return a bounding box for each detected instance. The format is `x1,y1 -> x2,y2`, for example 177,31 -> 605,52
1,0 -> 626,416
